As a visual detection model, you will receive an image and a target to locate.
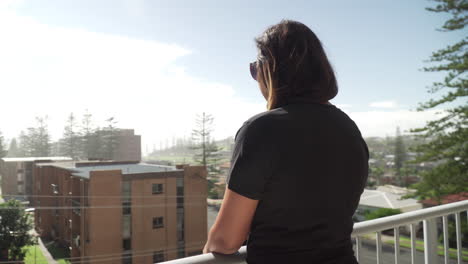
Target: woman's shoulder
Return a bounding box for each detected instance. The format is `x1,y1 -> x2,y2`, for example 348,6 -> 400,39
244,108 -> 287,127
234,109 -> 286,141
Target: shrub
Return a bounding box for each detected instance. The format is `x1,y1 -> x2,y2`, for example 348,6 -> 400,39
365,208 -> 402,221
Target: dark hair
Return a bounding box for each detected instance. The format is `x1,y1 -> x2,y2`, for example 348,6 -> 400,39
255,20 -> 338,109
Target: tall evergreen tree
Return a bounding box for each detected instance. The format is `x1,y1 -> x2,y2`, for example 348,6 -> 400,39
61,113 -> 80,159
394,127 -> 407,185
411,0 -> 467,203
6,138 -> 19,157
81,109 -> 95,159
191,112 -> 222,175
0,130 -> 7,158
17,117 -> 51,157
18,131 -> 31,157
101,117 -> 118,160
31,116 -> 51,157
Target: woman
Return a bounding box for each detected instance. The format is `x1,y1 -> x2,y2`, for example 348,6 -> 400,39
203,20 -> 368,264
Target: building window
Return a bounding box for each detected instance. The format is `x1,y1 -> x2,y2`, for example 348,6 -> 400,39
153,251 -> 165,263
153,217 -> 164,229
177,208 -> 184,242
123,215 -> 131,238
72,200 -> 81,216
122,181 -> 131,197
122,200 -> 131,215
123,238 -> 131,251
51,184 -> 58,194
74,235 -> 80,247
176,177 -> 184,208
152,184 -> 163,194
17,183 -> 24,194
17,172 -> 24,182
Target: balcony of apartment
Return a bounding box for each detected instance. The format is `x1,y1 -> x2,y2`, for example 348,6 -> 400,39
161,200 -> 468,264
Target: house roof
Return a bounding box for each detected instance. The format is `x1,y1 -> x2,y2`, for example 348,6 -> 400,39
1,157 -> 72,162
359,188 -> 419,210
421,192 -> 468,206
36,161 -> 177,179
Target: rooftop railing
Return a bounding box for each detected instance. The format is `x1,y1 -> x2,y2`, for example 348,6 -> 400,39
161,200 -> 468,264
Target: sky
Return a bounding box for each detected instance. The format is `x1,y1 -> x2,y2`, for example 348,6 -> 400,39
0,0 -> 464,154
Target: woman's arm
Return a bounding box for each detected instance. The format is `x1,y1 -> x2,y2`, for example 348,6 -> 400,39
203,188 -> 259,254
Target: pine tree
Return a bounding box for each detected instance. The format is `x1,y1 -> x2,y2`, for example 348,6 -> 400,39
410,0 -> 467,203
80,109 -> 95,159
0,130 -> 7,158
191,112 -> 222,175
18,131 -> 31,157
31,116 -> 51,157
101,117 -> 118,160
17,117 -> 51,157
6,138 -> 19,157
394,127 -> 407,185
61,113 -> 80,159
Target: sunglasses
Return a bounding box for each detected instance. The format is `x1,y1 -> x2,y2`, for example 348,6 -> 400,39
250,61 -> 258,81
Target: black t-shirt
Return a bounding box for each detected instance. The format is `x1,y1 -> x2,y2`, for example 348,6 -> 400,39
227,102 -> 369,264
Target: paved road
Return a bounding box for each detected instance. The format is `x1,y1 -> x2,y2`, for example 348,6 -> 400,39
207,207 -> 466,264
357,239 -> 465,264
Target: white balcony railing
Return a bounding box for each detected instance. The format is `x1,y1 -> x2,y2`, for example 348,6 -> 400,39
161,200 -> 468,264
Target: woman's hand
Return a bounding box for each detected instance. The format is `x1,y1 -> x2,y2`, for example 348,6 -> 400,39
203,188 -> 259,254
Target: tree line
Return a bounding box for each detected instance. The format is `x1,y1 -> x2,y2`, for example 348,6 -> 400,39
0,111 -> 121,161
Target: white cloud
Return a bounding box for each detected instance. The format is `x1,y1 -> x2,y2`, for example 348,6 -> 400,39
369,101 -> 398,108
0,10 -> 265,152
0,7 -> 445,155
347,109 -> 444,137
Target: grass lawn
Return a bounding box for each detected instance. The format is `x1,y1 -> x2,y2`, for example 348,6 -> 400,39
23,245 -> 47,264
396,236 -> 468,261
362,233 -> 468,261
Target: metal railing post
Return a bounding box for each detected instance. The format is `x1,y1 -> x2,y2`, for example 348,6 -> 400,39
442,215 -> 449,264
423,218 -> 438,264
455,213 -> 462,264
355,236 -> 362,262
394,227 -> 400,264
410,223 -> 417,264
376,232 -> 383,264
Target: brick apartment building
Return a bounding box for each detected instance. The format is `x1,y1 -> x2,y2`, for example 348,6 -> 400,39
0,157 -> 72,203
33,161 -> 207,264
113,129 -> 142,162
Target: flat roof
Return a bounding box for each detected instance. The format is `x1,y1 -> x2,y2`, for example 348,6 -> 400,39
1,157 -> 72,162
36,161 -> 177,179
359,189 -> 420,210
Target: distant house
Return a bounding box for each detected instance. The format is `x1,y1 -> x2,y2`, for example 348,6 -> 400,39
355,185 -> 422,221
420,192 -> 468,208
